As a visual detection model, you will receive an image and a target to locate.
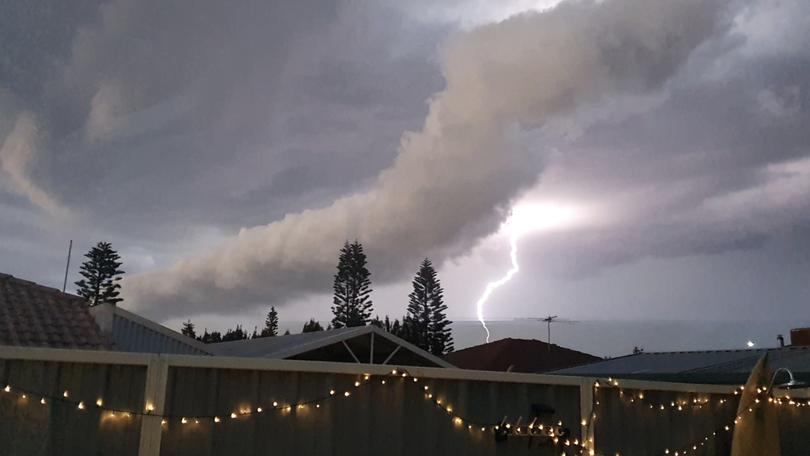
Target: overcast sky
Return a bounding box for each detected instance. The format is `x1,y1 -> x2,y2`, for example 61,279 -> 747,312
1,0 -> 808,336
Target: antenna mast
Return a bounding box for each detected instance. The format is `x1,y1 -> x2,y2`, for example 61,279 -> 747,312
62,240 -> 72,293
542,315 -> 558,352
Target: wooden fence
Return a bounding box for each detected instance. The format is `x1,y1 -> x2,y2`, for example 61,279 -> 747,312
1,346 -> 807,455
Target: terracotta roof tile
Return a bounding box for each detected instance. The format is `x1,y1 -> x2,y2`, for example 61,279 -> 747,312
0,273 -> 112,350
444,338 -> 600,374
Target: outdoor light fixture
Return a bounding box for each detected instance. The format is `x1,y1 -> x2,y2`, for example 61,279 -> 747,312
767,368 -> 808,393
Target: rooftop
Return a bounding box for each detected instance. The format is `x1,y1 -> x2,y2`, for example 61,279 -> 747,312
443,337 -> 601,373
551,346 -> 810,384
0,273 -> 111,350
207,324 -> 454,368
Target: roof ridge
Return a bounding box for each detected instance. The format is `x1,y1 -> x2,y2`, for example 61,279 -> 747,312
1,272 -> 84,301
639,346 -> 808,355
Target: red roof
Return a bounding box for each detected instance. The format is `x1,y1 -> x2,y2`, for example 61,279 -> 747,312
0,273 -> 111,349
444,338 -> 600,374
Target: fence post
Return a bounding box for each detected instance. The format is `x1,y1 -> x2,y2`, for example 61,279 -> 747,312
580,378 -> 595,455
138,355 -> 169,456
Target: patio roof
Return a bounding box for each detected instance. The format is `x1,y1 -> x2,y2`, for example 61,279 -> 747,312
207,324 -> 454,368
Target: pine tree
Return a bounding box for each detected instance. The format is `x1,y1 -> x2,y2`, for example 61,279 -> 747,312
222,325 -> 248,341
405,258 -> 453,355
283,329 -> 291,336
331,241 -> 373,328
74,241 -> 125,306
302,319 -> 324,333
390,319 -> 401,337
198,330 -> 222,343
260,307 -> 279,337
181,319 -> 196,338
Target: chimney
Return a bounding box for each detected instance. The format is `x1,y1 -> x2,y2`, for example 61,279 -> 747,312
777,334 -> 784,348
790,328 -> 810,346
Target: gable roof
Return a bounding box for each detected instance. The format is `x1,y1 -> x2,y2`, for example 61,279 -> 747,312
207,325 -> 454,368
89,304 -> 211,356
550,346 -> 810,384
0,273 -> 112,350
443,337 -> 601,373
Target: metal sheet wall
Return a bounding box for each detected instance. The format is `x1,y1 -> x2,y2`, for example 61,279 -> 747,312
0,359 -> 146,456
159,367 -> 582,456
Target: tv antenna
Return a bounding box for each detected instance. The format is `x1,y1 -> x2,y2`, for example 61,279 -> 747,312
515,315 -> 579,351
62,240 -> 73,293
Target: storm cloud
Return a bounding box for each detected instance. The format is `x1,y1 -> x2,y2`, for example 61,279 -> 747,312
121,0 -> 731,318
1,0 -> 808,326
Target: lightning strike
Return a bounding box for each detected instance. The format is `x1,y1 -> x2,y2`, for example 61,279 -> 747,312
475,232 -> 520,343
473,202 -> 585,343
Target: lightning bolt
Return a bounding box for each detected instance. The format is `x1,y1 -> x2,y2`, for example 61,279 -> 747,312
475,231 -> 520,343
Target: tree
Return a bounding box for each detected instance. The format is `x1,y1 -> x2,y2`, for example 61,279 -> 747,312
390,319 -> 402,337
369,315 -> 383,328
181,320 -> 196,338
198,330 -> 222,343
222,325 -> 248,341
405,258 -> 453,355
372,315 -> 404,336
331,241 -> 374,328
302,319 -> 324,333
75,241 -> 125,306
259,307 -> 279,337
283,329 -> 291,336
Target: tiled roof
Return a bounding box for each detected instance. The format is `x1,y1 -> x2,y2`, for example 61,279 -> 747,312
443,338 -> 601,373
0,273 -> 112,349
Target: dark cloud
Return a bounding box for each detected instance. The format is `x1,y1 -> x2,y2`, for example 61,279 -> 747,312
0,0 -> 808,325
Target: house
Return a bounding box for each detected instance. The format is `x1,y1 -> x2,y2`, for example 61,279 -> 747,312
443,337 -> 600,373
207,324 -> 454,368
0,273 -> 111,350
0,272 -> 450,367
550,346 -> 810,385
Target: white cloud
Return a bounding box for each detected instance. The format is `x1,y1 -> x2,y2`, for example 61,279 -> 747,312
0,113 -> 68,217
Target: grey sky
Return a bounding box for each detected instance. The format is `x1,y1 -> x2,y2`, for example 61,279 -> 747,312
1,0 -> 808,335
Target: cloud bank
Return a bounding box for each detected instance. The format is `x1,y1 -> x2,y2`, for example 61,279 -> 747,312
124,0 -> 731,319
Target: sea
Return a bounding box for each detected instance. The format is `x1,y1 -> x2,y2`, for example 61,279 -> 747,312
277,319 -> 803,358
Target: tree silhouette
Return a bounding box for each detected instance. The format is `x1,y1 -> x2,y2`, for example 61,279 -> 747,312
75,241 -> 125,306
259,307 -> 279,337
404,258 -> 453,355
331,241 -> 373,328
181,319 -> 196,338
302,319 -> 324,333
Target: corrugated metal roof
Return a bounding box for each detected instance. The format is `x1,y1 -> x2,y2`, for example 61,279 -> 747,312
550,346 -> 810,384
206,324 -> 454,367
90,304 -> 211,356
207,326 -> 367,358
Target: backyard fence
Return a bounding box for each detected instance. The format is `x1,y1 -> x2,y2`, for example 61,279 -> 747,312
0,346 -> 807,455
